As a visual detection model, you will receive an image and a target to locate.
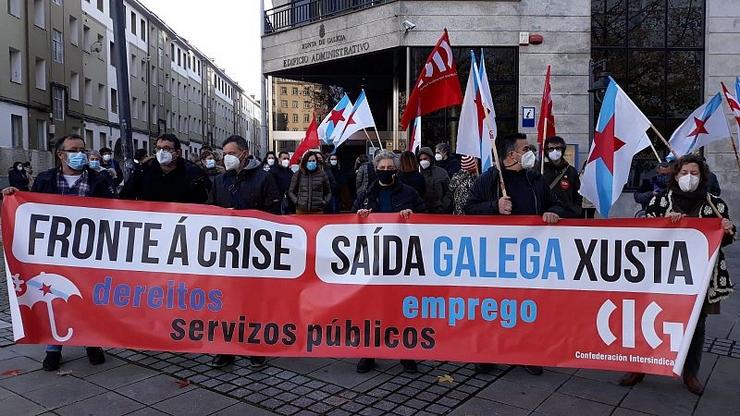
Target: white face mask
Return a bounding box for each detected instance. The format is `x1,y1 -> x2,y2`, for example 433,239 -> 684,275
156,149 -> 173,166
224,154 -> 241,171
102,154 -> 112,162
281,159 -> 290,168
547,150 -> 562,162
435,153 -> 444,162
420,160 -> 431,170
267,158 -> 275,166
678,173 -> 700,192
519,150 -> 537,170
330,160 -> 338,166
290,164 -> 299,173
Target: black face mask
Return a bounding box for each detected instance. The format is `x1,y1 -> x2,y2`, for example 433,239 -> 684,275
377,169 -> 397,185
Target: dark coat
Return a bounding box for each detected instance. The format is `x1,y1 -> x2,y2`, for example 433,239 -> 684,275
437,154 -> 461,178
8,169 -> 30,191
269,165 -> 294,196
352,179 -> 426,213
398,171 -> 426,197
542,162 -> 582,218
421,165 -> 451,213
208,159 -> 281,213
355,162 -> 376,195
119,157 -> 210,203
32,167 -> 114,198
101,158 -> 124,188
288,169 -> 331,213
465,167 -> 569,217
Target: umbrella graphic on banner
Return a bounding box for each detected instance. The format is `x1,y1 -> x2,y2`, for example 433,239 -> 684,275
16,273 -> 82,342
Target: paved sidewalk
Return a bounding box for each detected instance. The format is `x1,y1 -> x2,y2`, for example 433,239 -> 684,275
1,245 -> 738,416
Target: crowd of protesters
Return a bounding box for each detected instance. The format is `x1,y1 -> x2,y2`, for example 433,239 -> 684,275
0,130 -> 735,397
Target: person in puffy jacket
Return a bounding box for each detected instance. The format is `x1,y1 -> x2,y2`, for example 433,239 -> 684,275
289,150 -> 331,214
418,146 -> 451,213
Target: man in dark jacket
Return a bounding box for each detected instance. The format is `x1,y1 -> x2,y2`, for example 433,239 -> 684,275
209,135 -> 279,370
270,151 -> 294,214
435,142 -> 461,178
99,146 -> 124,189
208,135 -> 281,212
352,150 -> 424,375
542,136 -> 582,217
465,132 -> 569,376
418,146 -> 452,213
120,134 -> 210,203
634,162 -> 672,210
2,134 -> 113,371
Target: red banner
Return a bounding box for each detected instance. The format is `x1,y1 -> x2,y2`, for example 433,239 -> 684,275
2,192 -> 724,376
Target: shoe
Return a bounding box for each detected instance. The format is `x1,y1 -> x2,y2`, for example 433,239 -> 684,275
209,354 -> 235,368
474,363 -> 496,374
86,347 -> 106,365
524,366 -> 543,375
400,360 -> 418,374
249,356 -> 267,370
618,372 -> 645,386
356,358 -> 375,373
42,351 -> 62,371
683,375 -> 704,396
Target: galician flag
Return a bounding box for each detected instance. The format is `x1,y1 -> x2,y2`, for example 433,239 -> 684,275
580,78 -> 651,218
477,50 -> 496,171
668,92 -> 731,157
317,94 -> 354,145
455,50 -> 494,171
721,78 -> 740,129
334,90 -> 376,148
408,111 -> 421,153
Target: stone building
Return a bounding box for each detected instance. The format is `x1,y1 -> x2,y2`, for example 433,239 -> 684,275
261,0 -> 739,216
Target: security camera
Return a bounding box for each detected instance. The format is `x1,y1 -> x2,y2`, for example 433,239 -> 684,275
401,20 -> 416,33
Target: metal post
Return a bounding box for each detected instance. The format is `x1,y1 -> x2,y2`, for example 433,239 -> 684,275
110,0 -> 134,180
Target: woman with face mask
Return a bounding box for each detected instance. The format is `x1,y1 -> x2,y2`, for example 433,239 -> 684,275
619,155 -> 735,396
200,150 -> 224,177
8,161 -> 30,191
263,151 -> 277,172
352,150 -> 425,374
288,151 -> 332,214
449,155 -> 480,215
417,147 -> 452,213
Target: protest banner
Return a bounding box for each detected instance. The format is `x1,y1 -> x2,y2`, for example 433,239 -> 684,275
2,192 -> 724,376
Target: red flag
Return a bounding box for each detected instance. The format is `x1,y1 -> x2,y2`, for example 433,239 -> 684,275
537,65 -> 556,154
400,29 -> 463,129
290,115 -> 320,165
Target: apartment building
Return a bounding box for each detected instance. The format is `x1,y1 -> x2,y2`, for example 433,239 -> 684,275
0,0 -> 259,177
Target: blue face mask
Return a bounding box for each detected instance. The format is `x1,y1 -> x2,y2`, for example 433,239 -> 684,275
205,159 -> 216,169
306,161 -> 317,172
89,160 -> 101,170
66,152 -> 88,171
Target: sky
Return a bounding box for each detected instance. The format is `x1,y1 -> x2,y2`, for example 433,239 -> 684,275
139,0 -> 262,97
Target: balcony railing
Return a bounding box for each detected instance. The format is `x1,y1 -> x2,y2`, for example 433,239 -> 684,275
264,0 -> 388,34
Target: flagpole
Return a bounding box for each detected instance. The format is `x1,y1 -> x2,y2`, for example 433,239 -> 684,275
540,118 -> 547,174
720,82 -> 740,170
729,131 -> 740,170
646,138 -> 663,163
372,127 -> 384,150
488,130 -> 508,198
650,124 -> 680,159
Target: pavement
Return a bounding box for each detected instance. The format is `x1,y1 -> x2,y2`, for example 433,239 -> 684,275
0,245 -> 738,416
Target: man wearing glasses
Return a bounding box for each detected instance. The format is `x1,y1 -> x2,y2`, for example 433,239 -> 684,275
120,134 -> 210,203
465,132 -> 570,376
2,134 -> 114,371
542,136 -> 582,218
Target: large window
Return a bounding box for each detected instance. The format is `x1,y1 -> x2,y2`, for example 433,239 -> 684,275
408,47 -> 518,151
52,86 -> 65,120
592,0 -> 705,187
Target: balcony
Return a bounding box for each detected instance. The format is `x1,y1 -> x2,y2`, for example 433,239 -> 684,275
264,0 -> 389,34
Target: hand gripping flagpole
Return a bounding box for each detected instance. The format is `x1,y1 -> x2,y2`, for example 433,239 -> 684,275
487,125 -> 508,198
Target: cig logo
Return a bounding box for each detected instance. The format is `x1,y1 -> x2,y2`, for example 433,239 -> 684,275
597,299 -> 684,352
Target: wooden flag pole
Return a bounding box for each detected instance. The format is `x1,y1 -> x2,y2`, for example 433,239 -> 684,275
489,131 -> 508,198
372,127 -> 384,150
650,124 -> 680,159
540,118 -> 548,174
646,136 -> 663,163
361,128 -> 378,150
729,128 -> 740,171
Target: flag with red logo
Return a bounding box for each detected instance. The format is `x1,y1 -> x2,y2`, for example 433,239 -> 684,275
290,115 -> 320,165
317,94 -> 354,145
400,29 -> 463,129
721,79 -> 740,129
537,65 -> 556,154
668,93 -> 731,157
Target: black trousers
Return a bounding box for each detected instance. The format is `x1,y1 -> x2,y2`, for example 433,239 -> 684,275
683,312 -> 706,377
